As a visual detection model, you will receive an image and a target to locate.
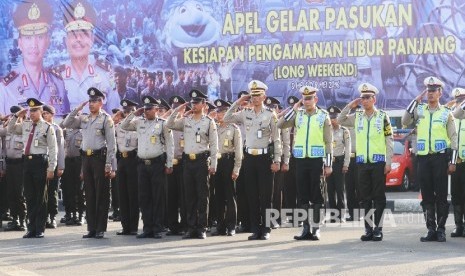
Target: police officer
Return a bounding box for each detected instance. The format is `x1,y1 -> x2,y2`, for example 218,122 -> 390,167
449,87 -> 465,237
63,87 -> 117,239
159,70 -> 176,99
114,99 -> 140,235
166,89 -> 218,239
1,106 -> 26,231
211,99 -> 242,236
8,98 -> 58,238
175,70 -> 191,100
224,81 -> 282,240
57,0 -> 119,113
41,105 -> 65,229
339,83 -> 394,242
403,77 -> 457,242
120,96 -> 173,238
326,106 -> 351,223
0,1 -> 70,116
60,116 -> 84,225
113,66 -> 140,104
279,86 -> 332,241
265,96 -> 291,228
165,95 -> 188,236
140,73 -> 160,99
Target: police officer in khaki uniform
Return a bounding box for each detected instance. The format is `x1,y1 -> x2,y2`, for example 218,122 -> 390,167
63,87 -> 117,239
339,83 -> 394,242
279,86 -> 333,241
121,96 -> 173,238
1,106 -> 26,231
8,98 -> 58,238
326,106 -> 351,223
167,89 -> 218,239
114,99 -> 140,235
41,105 -> 65,229
224,81 -> 282,240
211,99 -> 242,236
165,95 -> 188,235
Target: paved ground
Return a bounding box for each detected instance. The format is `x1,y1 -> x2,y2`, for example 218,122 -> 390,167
1,211 -> 465,276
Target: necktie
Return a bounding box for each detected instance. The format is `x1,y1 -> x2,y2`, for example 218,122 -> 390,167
24,123 -> 37,155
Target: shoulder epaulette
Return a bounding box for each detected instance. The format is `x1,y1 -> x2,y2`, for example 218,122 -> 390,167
50,65 -> 66,79
2,71 -> 18,86
96,59 -> 111,72
264,106 -> 273,112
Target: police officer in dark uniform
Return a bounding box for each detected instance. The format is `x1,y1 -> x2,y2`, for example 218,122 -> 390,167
113,66 -> 140,104
167,89 -> 218,239
114,99 -> 140,235
63,88 -> 117,239
8,98 -> 58,238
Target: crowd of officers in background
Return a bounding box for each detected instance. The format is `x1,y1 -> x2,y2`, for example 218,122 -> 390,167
0,75 -> 464,243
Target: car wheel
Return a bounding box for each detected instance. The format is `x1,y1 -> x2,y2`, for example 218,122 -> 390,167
400,170 -> 410,191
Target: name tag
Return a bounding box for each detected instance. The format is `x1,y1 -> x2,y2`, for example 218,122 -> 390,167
34,139 -> 39,147
180,139 -> 185,147
356,155 -> 365,163
293,146 -> 303,158
434,140 -> 447,151
311,146 -> 324,157
196,133 -> 201,143
223,139 -> 230,147
151,136 -> 156,144
257,129 -> 263,139
372,154 -> 385,162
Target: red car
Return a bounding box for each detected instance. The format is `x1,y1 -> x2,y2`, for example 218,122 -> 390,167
385,129 -> 415,191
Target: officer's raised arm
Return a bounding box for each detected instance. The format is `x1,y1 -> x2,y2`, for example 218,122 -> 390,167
223,96 -> 247,124
63,101 -> 87,129
166,102 -> 188,131
337,98 -> 359,127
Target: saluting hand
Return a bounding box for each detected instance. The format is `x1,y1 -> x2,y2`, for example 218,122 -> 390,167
134,108 -> 145,116
16,109 -> 28,118
293,99 -> 303,111
349,98 -> 362,109
277,107 -> 291,118
76,101 -> 88,112
415,90 -> 428,103
445,99 -> 457,109
238,94 -> 251,105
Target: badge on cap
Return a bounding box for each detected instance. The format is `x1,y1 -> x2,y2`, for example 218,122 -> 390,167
173,97 -> 179,103
122,101 -> 127,107
74,2 -> 86,19
266,98 -> 271,104
217,101 -> 222,107
252,82 -> 258,89
28,99 -> 35,107
144,98 -> 150,104
428,77 -> 435,85
304,87 -> 309,94
191,91 -> 197,97
362,84 -> 368,92
89,89 -> 95,96
156,99 -> 161,104
28,3 -> 40,20
329,107 -> 334,113
289,98 -> 295,104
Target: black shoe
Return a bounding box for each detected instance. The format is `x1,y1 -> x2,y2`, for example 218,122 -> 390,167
227,229 -> 236,236
248,233 -> 261,240
261,233 -> 270,240
4,222 -> 21,231
211,229 -> 227,236
35,232 -> 44,238
294,224 -> 312,240
46,218 -> 57,229
60,213 -> 71,224
436,229 -> 446,242
236,225 -> 250,233
83,231 -> 96,238
198,231 -> 207,239
451,226 -> 464,238
136,232 -> 153,239
116,230 -> 130,235
129,231 -> 138,235
309,228 -> 320,241
346,216 -> 354,222
113,216 -> 121,222
153,232 -> 163,239
182,231 -> 196,239
361,229 -> 373,241
75,216 -> 83,226
420,230 -> 437,242
372,228 -> 383,241
2,214 -> 13,221
95,232 -> 105,239
23,231 -> 36,238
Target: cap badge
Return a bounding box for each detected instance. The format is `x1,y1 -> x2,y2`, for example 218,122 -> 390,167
266,98 -> 271,104
28,100 -> 35,107
192,91 -> 197,97
173,97 -> 179,103
289,98 -> 295,104
329,107 -> 334,112
429,77 -> 435,84
304,87 -> 309,94
89,89 -> 95,96
455,89 -> 460,97
122,101 -> 127,107
252,82 -> 257,89
217,101 -> 222,107
28,3 -> 40,21
144,98 -> 150,104
74,2 -> 86,19
362,84 -> 368,91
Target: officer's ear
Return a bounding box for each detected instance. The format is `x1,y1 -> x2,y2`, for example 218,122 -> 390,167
314,96 -> 319,104
373,96 -> 377,104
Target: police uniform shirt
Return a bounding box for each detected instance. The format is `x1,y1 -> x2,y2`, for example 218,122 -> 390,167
332,125 -> 351,167
56,58 -> 119,114
281,128 -> 291,165
166,108 -> 218,170
224,101 -> 282,163
63,109 -> 117,168
63,128 -> 82,158
402,103 -> 458,151
278,107 -> 333,160
348,127 -> 356,154
338,105 -> 394,166
115,122 -> 138,153
0,62 -> 70,116
1,121 -> 24,159
172,130 -> 184,160
8,116 -> 57,172
217,123 -> 242,175
120,113 -> 174,167
52,123 -> 65,170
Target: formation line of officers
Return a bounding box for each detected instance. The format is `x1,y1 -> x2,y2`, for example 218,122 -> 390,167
1,75 -> 465,243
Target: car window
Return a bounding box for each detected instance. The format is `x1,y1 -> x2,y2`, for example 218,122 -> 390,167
394,140 -> 405,155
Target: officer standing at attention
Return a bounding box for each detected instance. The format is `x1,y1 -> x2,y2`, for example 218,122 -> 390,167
167,89 -> 218,239
211,99 -> 242,236
63,87 -> 117,239
326,106 -> 351,223
449,87 -> 465,237
224,81 -> 281,240
114,99 -> 140,235
402,76 -> 457,242
338,83 -> 393,242
278,86 -> 332,241
120,96 -> 174,239
41,105 -> 65,229
8,98 -> 58,238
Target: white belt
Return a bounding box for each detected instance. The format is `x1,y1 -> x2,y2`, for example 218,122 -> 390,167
246,147 -> 268,155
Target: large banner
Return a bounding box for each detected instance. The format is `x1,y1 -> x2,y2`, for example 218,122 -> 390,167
1,0 -> 465,115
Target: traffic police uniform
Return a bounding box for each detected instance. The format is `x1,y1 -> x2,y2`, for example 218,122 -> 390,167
449,87 -> 465,237
166,89 -> 218,239
8,98 -> 58,238
339,83 -> 394,241
1,106 -> 26,231
224,81 -> 282,240
165,95 -> 188,235
402,76 -> 458,242
326,106 -> 351,222
115,99 -> 140,235
0,1 -> 70,116
211,99 -> 242,236
279,86 -> 332,240
63,88 -> 117,239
